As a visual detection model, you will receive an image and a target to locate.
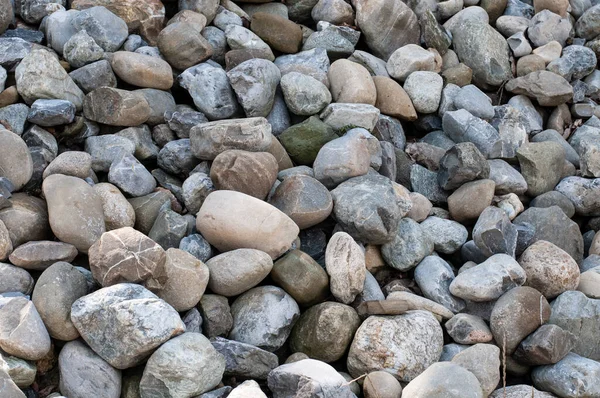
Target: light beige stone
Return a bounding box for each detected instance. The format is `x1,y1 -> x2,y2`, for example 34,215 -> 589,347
328,59 -> 377,105
325,232 -> 366,304
93,183 -> 136,231
110,51 -> 173,90
373,75 -> 417,121
206,248 -> 272,297
0,129 -> 33,191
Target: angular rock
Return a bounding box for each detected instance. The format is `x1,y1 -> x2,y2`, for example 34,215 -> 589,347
473,206 -> 518,257
211,337 -> 278,379
532,353 -> 600,397
157,22 -> 212,70
513,324 -> 575,365
227,58 -> 281,118
382,217 -> 434,271
108,154 -> 156,197
438,143 -> 490,190
505,71 -> 573,106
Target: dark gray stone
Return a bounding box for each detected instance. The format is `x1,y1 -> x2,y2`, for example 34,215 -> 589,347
148,209 -> 188,250
108,154 -> 156,197
532,353 -> 600,397
381,217 -> 434,271
157,139 -> 200,176
514,324 -> 575,366
415,255 -> 465,313
210,337 -> 279,379
473,206 -> 518,257
180,234 -> 213,262
165,108 -> 208,139
69,60 -> 117,94
438,142 -> 490,190
442,110 -> 502,158
27,99 -> 75,127
0,104 -> 29,136
530,191 -> 575,218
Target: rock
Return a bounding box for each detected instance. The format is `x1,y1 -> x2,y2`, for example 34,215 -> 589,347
88,227 -> 166,289
42,174 -> 105,253
71,283 -> 185,369
0,263 -> 33,295
83,87 -> 150,127
301,24 -> 355,60
199,294 -> 233,338
228,380 -> 267,398
157,138 -> 199,175
211,337 -> 278,379
268,359 -> 356,398
27,99 -> 75,127
576,4 -> 600,40
319,103 -> 380,131
179,233 -> 212,263
382,217 -> 434,271
0,104 -> 29,136
508,32 -> 532,58
110,51 -> 172,90
453,21 -> 512,88
0,130 -> 33,191
108,154 -> 156,197
443,110 -> 502,158
438,143 -> 490,190
280,72 -> 331,116
372,76 -> 417,121
328,59 -> 376,105
454,85 -> 495,120
229,286 -> 300,352
290,302 -> 361,362
490,286 -> 551,355
181,172 -> 214,214
94,183 -> 136,231
517,142 -> 565,197
165,107 -> 207,139
450,254 -> 526,302
128,191 -> 171,235
386,44 -> 438,82
85,135 -> 135,173
148,208 -> 187,250
548,45 -> 596,81
514,324 -> 575,365
0,0 -> 11,34
0,193 -> 51,248
489,385 -> 556,398
311,0 -> 353,25
63,30 -> 105,69
325,232 -> 365,304
140,333 -> 224,397
451,344 -> 500,397
354,0 -> 420,60
414,256 -> 465,313
69,60 -> 117,94
271,249 -> 330,307
250,13 -> 303,54
190,117 -> 272,160
402,361 -> 484,397
158,22 -> 212,70
528,10 -> 571,47
206,249 -> 272,297
347,311 -> 443,381
0,296 -> 51,360
579,270 -> 600,299
363,371 -> 403,398
472,206 -> 519,257
446,314 -> 493,344
227,59 -> 281,117
420,217 -> 468,254
532,353 -> 600,397
555,177 -> 600,217
225,25 -> 274,61
549,290 -> 600,361
403,71 -> 443,114
178,0 -> 218,23
505,71 -> 573,106
15,49 -> 84,110
197,191 -> 298,259
43,151 -> 91,180
210,150 -> 278,200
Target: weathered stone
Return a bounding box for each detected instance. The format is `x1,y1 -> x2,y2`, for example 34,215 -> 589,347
251,12 -> 303,54
414,255 -> 464,313
0,296 -> 51,360
280,72 -> 331,116
514,324 -> 575,365
532,353 -> 600,397
505,71 -> 573,106
63,30 -> 105,69
83,88 -> 150,127
110,51 -> 173,90
0,194 -> 50,248
443,110 -> 503,158
555,176 -> 600,217
211,337 -> 278,379
69,60 -> 117,94
199,294 -> 233,339
108,154 -> 156,197
446,314 -> 493,344
0,130 -> 33,191
325,232 -> 365,304
516,142 -> 565,197
472,206 -> 518,257
0,263 -> 33,295
438,143 -> 490,190
382,217 -> 434,271
158,22 -> 213,70
206,249 -> 272,297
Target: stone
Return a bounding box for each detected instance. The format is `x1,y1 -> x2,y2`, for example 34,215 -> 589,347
555,177 -> 600,217
278,117 -> 337,166
158,22 -> 212,70
488,160 -> 527,195
148,209 -> 187,250
403,71 -> 443,114
42,151 -> 91,180
0,296 -> 51,360
71,283 -> 185,369
0,104 -> 29,136
27,99 -> 75,127
251,13 -> 303,54
197,191 -> 299,259
438,143 -> 490,190
489,385 -> 556,398
58,340 -> 121,398
15,49 -> 85,110
472,206 -> 519,257
228,380 -> 266,398
178,0 -> 218,23
0,0 -> 11,34
528,10 -> 571,47
414,256 -> 465,313
227,59 -> 281,118
382,217 -> 433,271
110,51 -> 172,90
190,117 -> 272,160
63,30 -> 105,69
0,130 -> 33,191
199,294 -> 233,338
420,217 -> 467,254
363,371 -> 402,398
157,138 -> 199,176
69,60 -> 117,94
225,25 -> 274,60
506,71 -> 573,106
211,337 -> 278,379
579,270 -> 600,299
514,324 -> 575,365
325,232 -> 365,304
328,59 -> 376,106
347,311 -> 443,381
0,263 -> 33,295
108,154 -> 156,197
532,353 -> 600,397
268,359 -> 356,398
454,85 -> 495,120
386,44 -> 438,81
210,150 -> 278,200
42,174 -> 105,253
446,314 -> 493,344
179,234 -> 212,263
140,333 -> 225,397
517,142 -> 565,197
128,191 -> 171,235
451,344 -> 500,397
83,87 -> 150,127
85,135 -> 135,173
116,124 -> 159,160
576,4 -> 600,40
290,302 -> 361,362
450,254 -> 526,302
280,72 -> 331,116
354,0 -> 420,60
320,103 -> 380,131
372,76 -> 417,121
443,110 -> 502,158
181,172 -> 213,214
271,249 -> 330,307
274,48 -> 329,87
229,286 -> 300,352
548,45 -> 597,81
206,249 -> 272,297
507,32 -> 532,58
0,193 -> 51,248
490,286 -> 551,355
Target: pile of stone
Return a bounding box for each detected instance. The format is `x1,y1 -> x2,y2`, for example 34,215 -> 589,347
1,0 -> 600,397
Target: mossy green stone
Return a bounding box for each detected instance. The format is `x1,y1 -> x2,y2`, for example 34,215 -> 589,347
279,116 -> 338,165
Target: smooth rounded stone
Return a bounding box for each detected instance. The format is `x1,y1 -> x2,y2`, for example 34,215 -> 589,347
227,58 -> 281,118
210,337 -> 278,380
0,130 -> 33,191
213,7 -> 242,30
353,0 -> 419,60
577,4 -> 600,40
230,286 -> 300,352
414,256 -> 464,313
330,174 -> 405,244
301,24 -> 355,60
446,314 -> 493,344
69,59 -> 117,94
27,99 -> 75,127
372,76 -> 417,121
250,12 -> 302,54
472,205 -> 518,257
210,150 -> 278,200
0,0 -> 10,34
177,63 -> 239,121
347,311 -> 443,381
58,340 -> 121,398
0,296 -> 51,360
450,254 -> 527,302
285,352 -> 310,365
128,191 -> 171,235
325,232 -> 365,305
403,71 -> 442,114
71,283 -> 185,369
83,87 -> 150,127
190,117 -> 272,160
110,51 -> 172,90
278,117 -> 337,166
579,270 -> 600,299
533,0 -> 569,16
527,10 -> 571,47
268,359 -> 355,398
198,294 -> 233,339
271,249 -> 329,307
178,0 -> 218,23
328,59 -> 376,106
206,249 -> 272,297
451,343 -> 500,397
15,49 -> 84,110
513,324 -> 575,366
62,30 -> 105,69
41,151 -> 90,181
363,371 -> 402,398
517,142 -> 565,197
381,218 -> 433,271
386,44 -> 438,81
490,286 -> 551,355
197,191 -> 299,259
519,240 -> 580,299
290,302 -> 360,362
453,85 -> 494,120
225,25 -> 274,60
42,174 -> 105,253
442,110 -> 502,158
225,380 -> 265,398
555,177 -> 600,217
439,343 -> 470,361
548,290 -> 600,360
274,47 -> 329,87
452,21 -> 511,88
88,227 -> 166,290
157,22 -> 212,70
405,192 -> 431,222
8,242 -> 77,275
310,0 -> 353,24
140,332 -> 225,397
280,72 -> 331,116
532,353 -> 600,397
108,154 -> 156,197
420,216 -> 468,255
269,175 -> 332,230
0,263 -> 33,295
0,193 -> 50,248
